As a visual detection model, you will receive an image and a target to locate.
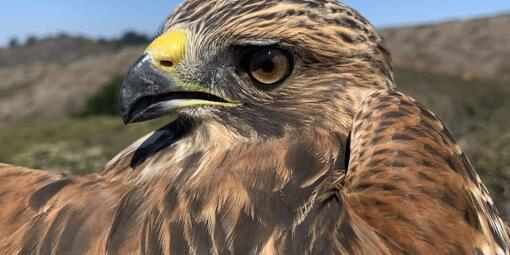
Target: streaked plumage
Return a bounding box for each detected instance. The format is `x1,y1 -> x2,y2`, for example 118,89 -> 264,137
1,0 -> 509,254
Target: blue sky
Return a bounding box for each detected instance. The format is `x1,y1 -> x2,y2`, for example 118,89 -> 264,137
2,1 -> 510,46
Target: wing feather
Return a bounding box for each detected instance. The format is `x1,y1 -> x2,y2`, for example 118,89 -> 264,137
344,90 -> 510,254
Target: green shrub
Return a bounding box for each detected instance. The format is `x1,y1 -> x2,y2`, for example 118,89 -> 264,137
8,37 -> 19,48
77,76 -> 123,117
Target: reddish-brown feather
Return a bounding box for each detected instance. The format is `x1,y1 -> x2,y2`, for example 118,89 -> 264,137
345,91 -> 509,254
0,0 -> 509,254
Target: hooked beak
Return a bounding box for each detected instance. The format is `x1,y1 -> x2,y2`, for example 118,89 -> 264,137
119,30 -> 237,124
119,54 -> 235,124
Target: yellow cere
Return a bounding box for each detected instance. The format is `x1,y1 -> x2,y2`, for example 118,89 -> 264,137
146,29 -> 187,73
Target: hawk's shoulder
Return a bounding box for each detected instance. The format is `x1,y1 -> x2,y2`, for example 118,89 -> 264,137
344,90 -> 510,254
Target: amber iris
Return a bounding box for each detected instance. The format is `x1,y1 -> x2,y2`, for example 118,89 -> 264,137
248,48 -> 292,85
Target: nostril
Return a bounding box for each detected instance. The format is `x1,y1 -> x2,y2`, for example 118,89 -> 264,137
160,60 -> 174,68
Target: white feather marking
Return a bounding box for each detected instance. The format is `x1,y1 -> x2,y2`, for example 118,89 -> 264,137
454,144 -> 463,155
104,131 -> 156,169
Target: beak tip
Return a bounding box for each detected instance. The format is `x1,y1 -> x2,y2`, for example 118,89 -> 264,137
122,118 -> 132,125
120,108 -> 136,125
119,101 -> 132,125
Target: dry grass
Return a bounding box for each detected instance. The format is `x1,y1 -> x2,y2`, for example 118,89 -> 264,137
0,44 -> 143,126
381,13 -> 510,81
0,116 -> 165,175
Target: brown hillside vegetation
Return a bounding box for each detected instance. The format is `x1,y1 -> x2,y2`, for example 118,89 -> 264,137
382,13 -> 510,80
0,37 -> 143,126
0,36 -> 113,68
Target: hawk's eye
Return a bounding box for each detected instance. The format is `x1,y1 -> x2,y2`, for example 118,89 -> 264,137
247,48 -> 292,85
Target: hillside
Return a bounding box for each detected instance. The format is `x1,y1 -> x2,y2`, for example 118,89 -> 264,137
0,36 -> 113,68
381,13 -> 510,80
0,36 -> 144,126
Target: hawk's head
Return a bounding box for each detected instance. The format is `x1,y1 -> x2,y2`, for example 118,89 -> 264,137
120,0 -> 393,138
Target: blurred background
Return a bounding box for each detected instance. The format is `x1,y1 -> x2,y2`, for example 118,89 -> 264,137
0,1 -> 509,221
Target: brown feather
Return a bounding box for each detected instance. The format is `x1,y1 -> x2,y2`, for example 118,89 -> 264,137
1,0 -> 509,254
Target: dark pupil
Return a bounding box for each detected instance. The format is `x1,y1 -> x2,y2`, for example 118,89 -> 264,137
259,53 -> 275,72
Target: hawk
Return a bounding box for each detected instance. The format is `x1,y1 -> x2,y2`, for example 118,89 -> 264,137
0,0 -> 509,254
